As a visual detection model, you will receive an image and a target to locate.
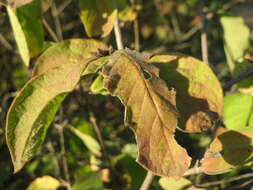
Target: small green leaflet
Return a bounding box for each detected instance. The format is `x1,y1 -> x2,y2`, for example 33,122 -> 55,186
7,6 -> 30,66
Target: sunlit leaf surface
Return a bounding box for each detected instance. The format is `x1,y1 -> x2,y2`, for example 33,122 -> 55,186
201,128 -> 253,175
149,54 -> 223,132
6,39 -> 107,172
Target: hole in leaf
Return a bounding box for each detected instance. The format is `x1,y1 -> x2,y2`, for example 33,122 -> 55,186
142,69 -> 152,80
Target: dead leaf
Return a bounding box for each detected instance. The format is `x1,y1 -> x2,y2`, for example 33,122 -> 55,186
102,50 -> 191,178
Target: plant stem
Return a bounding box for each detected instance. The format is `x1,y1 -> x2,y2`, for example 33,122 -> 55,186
0,33 -> 12,50
200,5 -> 209,64
133,19 -> 140,51
139,171 -> 155,190
51,3 -> 63,41
196,172 -> 253,188
223,66 -> 253,89
114,16 -> 123,50
183,166 -> 202,176
42,18 -> 59,42
89,112 -> 107,158
56,124 -> 71,184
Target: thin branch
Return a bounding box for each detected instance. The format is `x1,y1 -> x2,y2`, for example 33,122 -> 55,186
114,16 -> 124,50
133,19 -> 140,51
229,177 -> 253,190
139,171 -> 155,190
200,5 -> 209,64
223,66 -> 253,89
223,0 -> 246,11
183,167 -> 202,177
170,12 -> 182,41
89,112 -> 107,158
57,0 -> 72,15
55,122 -> 71,190
196,173 -> 253,188
0,33 -> 12,50
178,25 -> 199,42
130,0 -> 140,51
51,3 -> 63,41
45,142 -> 61,177
42,18 -> 59,42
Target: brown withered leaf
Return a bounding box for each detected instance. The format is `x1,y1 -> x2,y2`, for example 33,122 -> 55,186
149,54 -> 223,133
102,50 -> 191,178
201,128 -> 253,175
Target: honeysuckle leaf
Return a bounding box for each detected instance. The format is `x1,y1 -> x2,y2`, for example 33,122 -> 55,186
102,49 -> 191,178
201,128 -> 253,175
149,54 -> 223,133
79,0 -> 117,37
6,39 -> 107,172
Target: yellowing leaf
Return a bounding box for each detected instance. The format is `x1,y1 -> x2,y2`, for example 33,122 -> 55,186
159,177 -> 204,190
33,39 -> 108,76
6,39 -> 106,172
118,7 -> 137,22
79,0 -> 117,37
102,50 -> 191,178
201,128 -> 253,175
7,6 -> 30,66
149,54 -> 223,133
27,176 -> 60,190
67,125 -> 101,157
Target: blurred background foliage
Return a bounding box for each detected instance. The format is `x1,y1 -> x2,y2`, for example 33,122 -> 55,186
0,0 -> 253,189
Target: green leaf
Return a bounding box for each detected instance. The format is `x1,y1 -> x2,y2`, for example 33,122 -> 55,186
79,0 -> 117,37
16,9 -> 44,58
7,6 -> 30,66
220,16 -> 250,72
72,171 -> 103,190
102,50 -> 191,178
115,155 -> 146,189
220,16 -> 253,92
91,75 -> 109,95
121,143 -> 138,158
67,125 -> 101,157
223,93 -> 253,129
201,128 -> 253,175
16,0 -> 43,18
149,54 -> 223,133
6,39 -> 107,172
27,176 -> 60,190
